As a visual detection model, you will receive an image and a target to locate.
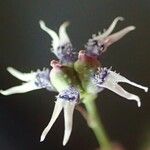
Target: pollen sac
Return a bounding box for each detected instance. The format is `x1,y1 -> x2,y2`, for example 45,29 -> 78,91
55,42 -> 77,64
92,67 -> 110,85
88,67 -> 111,93
35,68 -> 52,91
57,87 -> 79,103
85,39 -> 105,57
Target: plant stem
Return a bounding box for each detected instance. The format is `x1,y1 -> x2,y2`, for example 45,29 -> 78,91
84,94 -> 111,150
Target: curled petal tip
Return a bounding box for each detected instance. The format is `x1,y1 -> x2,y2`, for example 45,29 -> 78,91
6,66 -> 12,71
40,129 -> 48,143
40,135 -> 45,142
128,25 -> 136,31
39,20 -> 45,27
137,101 -> 141,107
0,90 -> 10,96
0,90 -> 5,95
144,87 -> 148,92
131,95 -> 141,107
137,98 -> 141,107
63,139 -> 67,146
6,66 -> 16,74
62,138 -> 68,146
116,16 -> 124,21
62,21 -> 70,27
60,21 -> 70,29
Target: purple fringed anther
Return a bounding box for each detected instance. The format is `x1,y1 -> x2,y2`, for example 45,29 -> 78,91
92,67 -> 110,85
35,68 -> 52,90
57,86 -> 79,103
85,39 -> 105,57
39,21 -> 77,65
56,42 -> 77,64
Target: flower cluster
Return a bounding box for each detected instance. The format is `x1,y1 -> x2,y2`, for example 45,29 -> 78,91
0,17 -> 148,146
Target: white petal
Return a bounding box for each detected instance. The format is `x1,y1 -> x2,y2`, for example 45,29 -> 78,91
100,16 -> 124,38
0,81 -> 41,96
63,102 -> 76,146
40,100 -> 63,142
100,81 -> 141,107
108,71 -> 148,92
7,67 -> 36,82
39,20 -> 59,50
104,26 -> 135,47
59,21 -> 71,45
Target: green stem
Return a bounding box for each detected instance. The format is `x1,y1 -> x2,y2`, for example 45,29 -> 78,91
84,94 -> 111,150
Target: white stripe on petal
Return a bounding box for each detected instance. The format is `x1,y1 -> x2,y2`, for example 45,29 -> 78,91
40,100 -> 63,142
0,81 -> 41,96
100,81 -> 141,107
63,102 -> 76,146
7,67 -> 36,82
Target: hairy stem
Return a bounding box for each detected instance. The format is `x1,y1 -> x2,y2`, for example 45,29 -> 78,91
84,94 -> 111,150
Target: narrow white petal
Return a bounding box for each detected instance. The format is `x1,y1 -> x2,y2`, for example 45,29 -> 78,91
40,100 -> 63,142
0,82 -> 41,96
104,26 -> 135,46
63,102 -> 76,146
59,21 -> 70,45
108,71 -> 148,92
7,67 -> 36,82
39,20 -> 59,50
100,81 -> 141,107
101,16 -> 124,38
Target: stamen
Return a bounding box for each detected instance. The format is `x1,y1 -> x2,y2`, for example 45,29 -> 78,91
35,68 -> 53,90
92,67 -> 110,85
57,87 -> 79,103
56,42 -> 77,64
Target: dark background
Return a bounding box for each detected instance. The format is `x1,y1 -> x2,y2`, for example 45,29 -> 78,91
0,0 -> 149,150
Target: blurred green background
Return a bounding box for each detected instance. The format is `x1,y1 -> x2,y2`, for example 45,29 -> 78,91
0,0 -> 149,150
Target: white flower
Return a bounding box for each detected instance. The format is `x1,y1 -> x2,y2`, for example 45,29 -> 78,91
0,16 -> 148,146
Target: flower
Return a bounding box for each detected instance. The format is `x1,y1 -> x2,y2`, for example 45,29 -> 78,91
0,17 -> 148,146
39,20 -> 77,64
